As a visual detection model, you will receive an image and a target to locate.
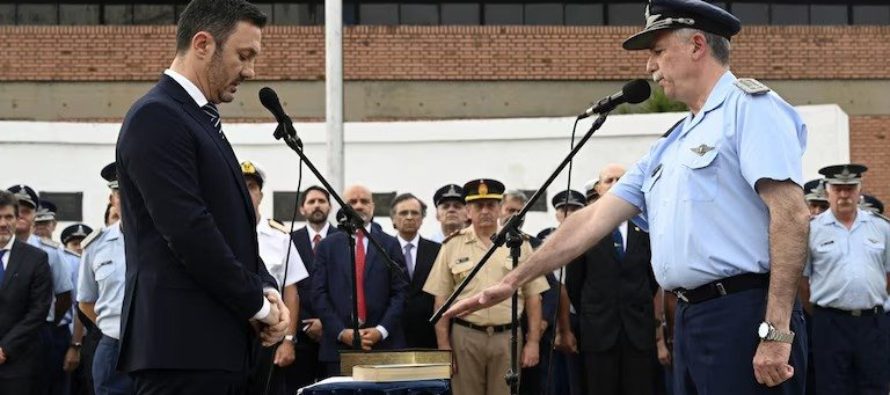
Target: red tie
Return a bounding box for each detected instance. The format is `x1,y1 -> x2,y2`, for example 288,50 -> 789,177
312,234 -> 321,255
355,231 -> 367,323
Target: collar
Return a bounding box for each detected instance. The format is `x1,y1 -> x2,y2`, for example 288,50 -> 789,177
257,216 -> 273,235
164,69 -> 209,108
105,221 -> 122,241
307,222 -> 331,241
682,70 -> 735,136
820,208 -> 869,228
1,235 -> 15,252
397,234 -> 420,249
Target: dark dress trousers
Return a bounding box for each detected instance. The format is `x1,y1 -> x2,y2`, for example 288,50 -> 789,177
116,75 -> 277,394
402,237 -> 440,349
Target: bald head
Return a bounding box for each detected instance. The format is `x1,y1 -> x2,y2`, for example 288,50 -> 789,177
344,184 -> 375,224
596,163 -> 626,195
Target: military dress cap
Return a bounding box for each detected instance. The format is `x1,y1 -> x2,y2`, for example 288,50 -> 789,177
803,179 -> 828,203
7,184 -> 39,209
818,164 -> 868,185
35,199 -> 58,222
240,160 -> 266,188
583,179 -> 600,201
433,184 -> 466,207
464,179 -> 505,202
61,223 -> 94,245
536,227 -> 556,241
623,0 -> 742,50
552,189 -> 586,209
860,194 -> 884,214
101,162 -> 119,190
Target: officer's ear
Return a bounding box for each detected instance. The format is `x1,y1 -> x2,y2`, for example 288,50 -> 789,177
690,32 -> 708,61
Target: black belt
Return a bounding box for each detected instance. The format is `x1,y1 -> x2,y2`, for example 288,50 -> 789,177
453,318 -> 516,335
672,273 -> 770,305
815,305 -> 884,317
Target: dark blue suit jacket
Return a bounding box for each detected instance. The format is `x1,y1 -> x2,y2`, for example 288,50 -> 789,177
311,225 -> 408,362
0,240 -> 52,379
116,75 -> 276,373
291,224 -> 338,323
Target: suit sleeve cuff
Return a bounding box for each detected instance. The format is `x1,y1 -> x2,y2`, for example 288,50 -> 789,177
376,325 -> 389,340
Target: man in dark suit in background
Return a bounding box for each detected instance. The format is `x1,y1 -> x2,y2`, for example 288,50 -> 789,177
389,193 -> 440,349
0,190 -> 53,394
115,1 -> 288,393
312,184 -> 408,376
289,185 -> 337,389
566,164 -> 658,395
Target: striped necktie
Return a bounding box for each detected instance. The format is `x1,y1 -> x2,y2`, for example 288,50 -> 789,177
201,103 -> 225,139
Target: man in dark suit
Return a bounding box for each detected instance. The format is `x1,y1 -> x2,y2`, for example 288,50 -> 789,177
565,164 -> 658,395
312,184 -> 408,376
288,185 -> 336,389
389,193 -> 441,349
0,190 -> 53,394
114,1 -> 288,393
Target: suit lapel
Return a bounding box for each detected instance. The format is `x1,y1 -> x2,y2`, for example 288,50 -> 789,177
2,241 -> 25,289
412,239 -> 434,289
363,228 -> 377,278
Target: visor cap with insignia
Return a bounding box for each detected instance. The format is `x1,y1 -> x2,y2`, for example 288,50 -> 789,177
552,189 -> 586,209
583,179 -> 600,201
61,223 -> 94,245
101,162 -> 119,190
433,184 -> 467,207
240,161 -> 266,189
860,194 -> 884,214
7,184 -> 39,209
818,164 -> 867,185
35,199 -> 58,222
623,0 -> 742,51
803,179 -> 828,203
464,179 -> 505,202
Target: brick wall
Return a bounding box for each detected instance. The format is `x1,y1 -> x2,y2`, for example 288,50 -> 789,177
2,25 -> 889,81
850,116 -> 890,205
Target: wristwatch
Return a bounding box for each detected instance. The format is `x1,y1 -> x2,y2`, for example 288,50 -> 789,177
69,342 -> 82,350
284,335 -> 295,344
757,322 -> 794,344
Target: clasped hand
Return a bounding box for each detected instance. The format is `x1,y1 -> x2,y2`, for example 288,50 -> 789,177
254,290 -> 290,347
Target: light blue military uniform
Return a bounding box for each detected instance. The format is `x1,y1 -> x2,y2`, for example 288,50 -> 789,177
62,248 -> 81,331
28,234 -> 75,323
77,222 -> 126,340
806,209 -> 890,310
611,71 -> 807,291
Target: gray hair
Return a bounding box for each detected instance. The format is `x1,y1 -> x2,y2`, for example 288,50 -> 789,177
676,28 -> 731,66
502,189 -> 528,204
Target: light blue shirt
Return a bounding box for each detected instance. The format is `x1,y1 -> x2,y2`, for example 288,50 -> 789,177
62,248 -> 81,331
77,222 -> 126,339
28,234 -> 74,324
805,209 -> 890,310
611,71 -> 807,290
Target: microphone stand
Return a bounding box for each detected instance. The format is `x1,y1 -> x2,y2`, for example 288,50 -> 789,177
430,114 -> 611,387
504,218 -> 524,395
276,128 -> 409,353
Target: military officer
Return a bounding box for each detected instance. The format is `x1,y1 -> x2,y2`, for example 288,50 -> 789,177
444,1 -> 812,393
429,184 -> 468,243
802,164 -> 889,395
424,178 -> 549,395
77,162 -> 134,395
803,179 -> 829,218
59,223 -> 93,382
860,194 -> 884,215
33,199 -> 59,241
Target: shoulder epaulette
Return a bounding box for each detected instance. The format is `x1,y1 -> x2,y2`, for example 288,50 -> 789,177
734,78 -> 771,96
39,238 -> 61,249
442,229 -> 464,245
872,212 -> 890,223
64,249 -> 81,258
81,228 -> 105,249
268,219 -> 288,234
661,118 -> 685,138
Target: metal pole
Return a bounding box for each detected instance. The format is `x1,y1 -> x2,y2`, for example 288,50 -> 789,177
325,0 -> 344,193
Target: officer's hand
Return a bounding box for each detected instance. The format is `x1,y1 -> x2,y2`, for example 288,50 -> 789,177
359,328 -> 383,351
339,330 -> 356,347
444,281 -> 515,319
63,347 -> 80,372
656,338 -> 671,367
261,310 -> 289,347
753,341 -> 793,387
521,341 -> 540,368
555,329 -> 578,354
274,341 -> 296,367
303,319 -> 323,342
260,299 -> 281,326
0,347 -> 6,365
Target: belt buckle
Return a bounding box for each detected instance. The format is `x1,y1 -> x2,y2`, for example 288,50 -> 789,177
851,309 -> 862,317
675,290 -> 689,303
486,326 -> 494,336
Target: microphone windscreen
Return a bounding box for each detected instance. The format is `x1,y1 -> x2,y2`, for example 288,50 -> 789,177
258,87 -> 282,114
622,79 -> 652,105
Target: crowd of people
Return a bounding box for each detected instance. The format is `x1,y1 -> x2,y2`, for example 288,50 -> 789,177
1,0 -> 888,394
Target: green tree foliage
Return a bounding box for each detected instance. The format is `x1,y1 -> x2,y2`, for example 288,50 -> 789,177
616,86 -> 688,114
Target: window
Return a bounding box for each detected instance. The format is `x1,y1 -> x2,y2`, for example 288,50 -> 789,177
274,3 -> 314,25
607,3 -> 644,25
401,3 -> 439,25
133,4 -> 175,25
811,5 -> 847,25
0,5 -> 15,25
852,5 -> 890,25
273,191 -> 305,222
772,4 -> 808,25
484,3 -> 523,25
360,3 -> 399,25
40,192 -> 83,222
441,3 -> 480,25
17,4 -> 58,25
60,4 -> 100,25
525,3 -> 563,25
731,3 -> 770,25
565,4 -> 604,26
104,5 -> 133,25
520,190 -> 548,212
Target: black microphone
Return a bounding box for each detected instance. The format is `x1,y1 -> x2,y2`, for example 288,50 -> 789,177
577,79 -> 652,120
258,87 -> 299,143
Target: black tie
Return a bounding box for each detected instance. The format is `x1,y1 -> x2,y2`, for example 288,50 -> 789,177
201,103 -> 225,139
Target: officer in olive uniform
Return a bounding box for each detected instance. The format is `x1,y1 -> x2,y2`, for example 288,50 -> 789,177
424,178 -> 549,395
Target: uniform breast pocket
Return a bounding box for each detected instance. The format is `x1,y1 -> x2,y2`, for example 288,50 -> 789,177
450,261 -> 474,282
679,146 -> 719,202
91,254 -> 117,281
814,241 -> 836,256
865,239 -> 885,257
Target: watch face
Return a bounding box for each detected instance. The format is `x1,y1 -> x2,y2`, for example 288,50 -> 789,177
758,322 -> 769,338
